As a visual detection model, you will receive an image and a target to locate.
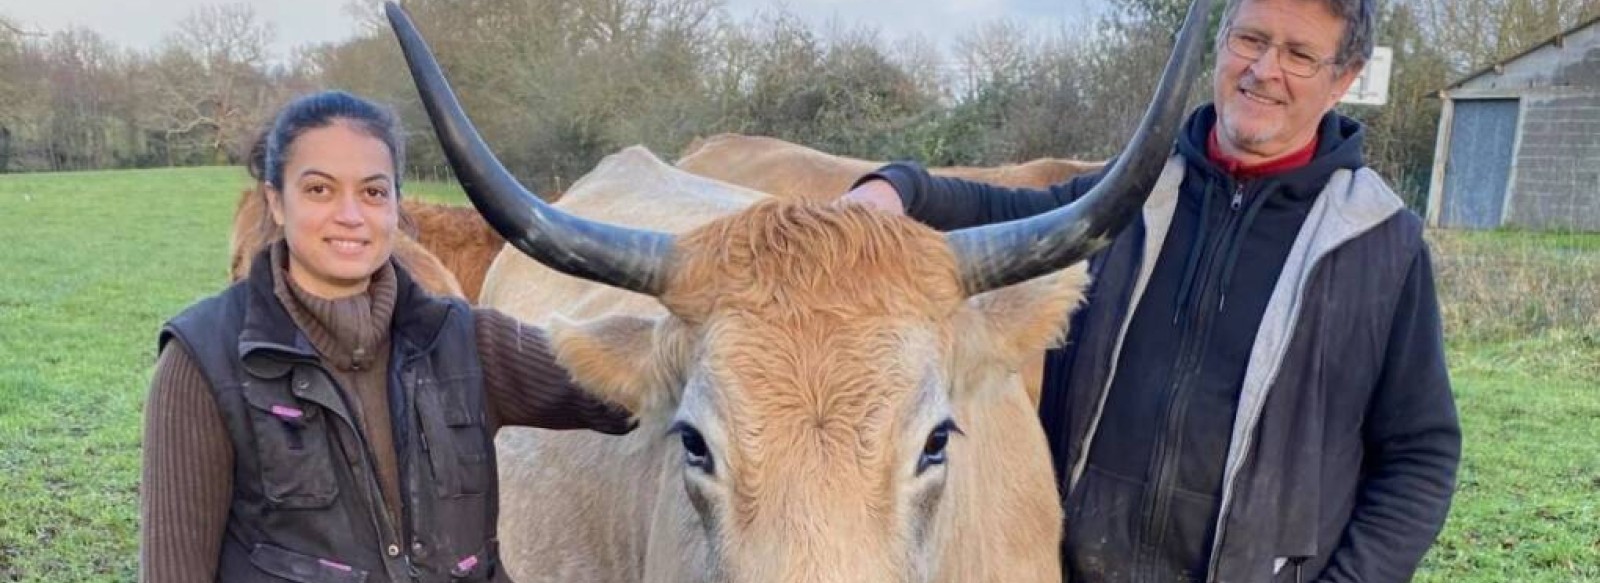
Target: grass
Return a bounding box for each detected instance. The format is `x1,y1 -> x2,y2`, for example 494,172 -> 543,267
1419,335 -> 1600,582
0,167 -> 1596,581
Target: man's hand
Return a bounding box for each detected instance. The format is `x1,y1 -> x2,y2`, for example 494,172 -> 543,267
838,179 -> 905,215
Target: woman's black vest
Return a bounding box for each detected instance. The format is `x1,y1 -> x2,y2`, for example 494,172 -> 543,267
159,253 -> 506,582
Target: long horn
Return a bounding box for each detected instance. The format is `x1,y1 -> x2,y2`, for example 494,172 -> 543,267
385,2 -> 674,296
947,0 -> 1212,295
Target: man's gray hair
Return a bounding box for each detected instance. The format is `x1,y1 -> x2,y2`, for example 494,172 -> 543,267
1218,0 -> 1375,71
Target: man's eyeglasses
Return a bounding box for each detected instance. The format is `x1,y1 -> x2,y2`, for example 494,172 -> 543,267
1223,28 -> 1338,78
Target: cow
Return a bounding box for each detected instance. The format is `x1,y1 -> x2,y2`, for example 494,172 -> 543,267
229,133 -> 504,301
482,147 -> 1079,583
674,133 -> 1105,202
387,0 -> 1208,580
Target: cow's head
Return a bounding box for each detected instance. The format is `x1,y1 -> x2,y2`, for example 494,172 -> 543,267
548,199 -> 1086,582
386,0 -> 1209,580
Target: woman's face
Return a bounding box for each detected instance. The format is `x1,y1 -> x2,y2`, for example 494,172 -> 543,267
267,122 -> 399,298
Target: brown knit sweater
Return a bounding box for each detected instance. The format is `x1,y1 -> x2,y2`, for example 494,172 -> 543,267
139,247 -> 633,582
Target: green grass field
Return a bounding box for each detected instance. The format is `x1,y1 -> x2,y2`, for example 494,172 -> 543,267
1,167 -> 1596,581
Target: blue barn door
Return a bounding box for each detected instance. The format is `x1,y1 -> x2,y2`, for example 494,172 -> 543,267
1441,99 -> 1520,229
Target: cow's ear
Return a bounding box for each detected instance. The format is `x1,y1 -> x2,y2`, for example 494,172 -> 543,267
950,264 -> 1090,403
549,314 -> 689,417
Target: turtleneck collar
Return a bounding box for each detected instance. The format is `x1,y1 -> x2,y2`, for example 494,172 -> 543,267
269,241 -> 398,372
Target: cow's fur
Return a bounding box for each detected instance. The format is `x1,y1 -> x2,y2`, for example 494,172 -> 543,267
486,147 -> 1086,583
229,185 -> 477,300
674,133 -> 1105,404
400,200 -> 504,301
675,133 -> 1105,201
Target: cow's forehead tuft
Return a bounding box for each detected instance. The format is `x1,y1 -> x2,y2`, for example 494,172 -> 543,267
663,200 -> 964,321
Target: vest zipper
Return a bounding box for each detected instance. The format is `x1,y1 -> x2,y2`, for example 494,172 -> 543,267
320,367 -> 412,581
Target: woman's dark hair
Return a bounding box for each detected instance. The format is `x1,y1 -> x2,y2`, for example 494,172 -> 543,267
263,90 -> 406,192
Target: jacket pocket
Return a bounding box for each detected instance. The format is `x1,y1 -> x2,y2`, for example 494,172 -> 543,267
416,379 -> 491,498
248,543 -> 369,583
244,381 -> 340,509
1063,464 -> 1144,581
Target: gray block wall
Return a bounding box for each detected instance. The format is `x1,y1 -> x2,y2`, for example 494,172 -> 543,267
1507,93 -> 1600,231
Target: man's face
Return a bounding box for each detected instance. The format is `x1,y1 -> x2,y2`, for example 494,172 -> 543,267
1213,0 -> 1362,162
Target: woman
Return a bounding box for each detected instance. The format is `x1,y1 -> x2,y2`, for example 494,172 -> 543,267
141,91 -> 633,582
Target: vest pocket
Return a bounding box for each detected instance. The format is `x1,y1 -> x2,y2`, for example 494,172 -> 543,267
244,382 -> 340,509
417,381 -> 491,498
248,543 -> 369,582
444,540 -> 500,582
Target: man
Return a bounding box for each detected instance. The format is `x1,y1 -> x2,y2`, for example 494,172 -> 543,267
843,0 -> 1461,580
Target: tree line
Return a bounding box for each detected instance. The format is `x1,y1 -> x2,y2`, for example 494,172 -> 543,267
0,0 -> 1595,207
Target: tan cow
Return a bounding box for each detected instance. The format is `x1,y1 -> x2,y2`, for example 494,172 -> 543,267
481,147 -> 1076,583
387,0 -> 1208,580
675,133 -> 1105,202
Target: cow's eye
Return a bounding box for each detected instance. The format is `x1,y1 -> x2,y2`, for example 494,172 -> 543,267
917,419 -> 961,474
670,421 -> 714,474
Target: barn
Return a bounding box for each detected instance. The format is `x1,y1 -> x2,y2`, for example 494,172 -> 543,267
1426,16 -> 1600,231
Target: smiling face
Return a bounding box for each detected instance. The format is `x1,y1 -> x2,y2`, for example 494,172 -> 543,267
1212,0 -> 1362,164
266,121 -> 400,298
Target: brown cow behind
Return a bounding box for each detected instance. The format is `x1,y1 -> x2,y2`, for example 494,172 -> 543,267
395,198 -> 505,302
675,133 -> 1105,201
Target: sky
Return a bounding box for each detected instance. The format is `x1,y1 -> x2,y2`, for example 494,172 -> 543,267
0,0 -> 1109,63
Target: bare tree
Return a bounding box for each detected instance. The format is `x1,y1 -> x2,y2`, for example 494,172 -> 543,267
1413,0 -> 1600,70
39,28 -> 125,170
0,15 -> 44,171
953,20 -> 1034,97
147,3 -> 279,165
0,14 -> 45,38
888,32 -> 949,104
